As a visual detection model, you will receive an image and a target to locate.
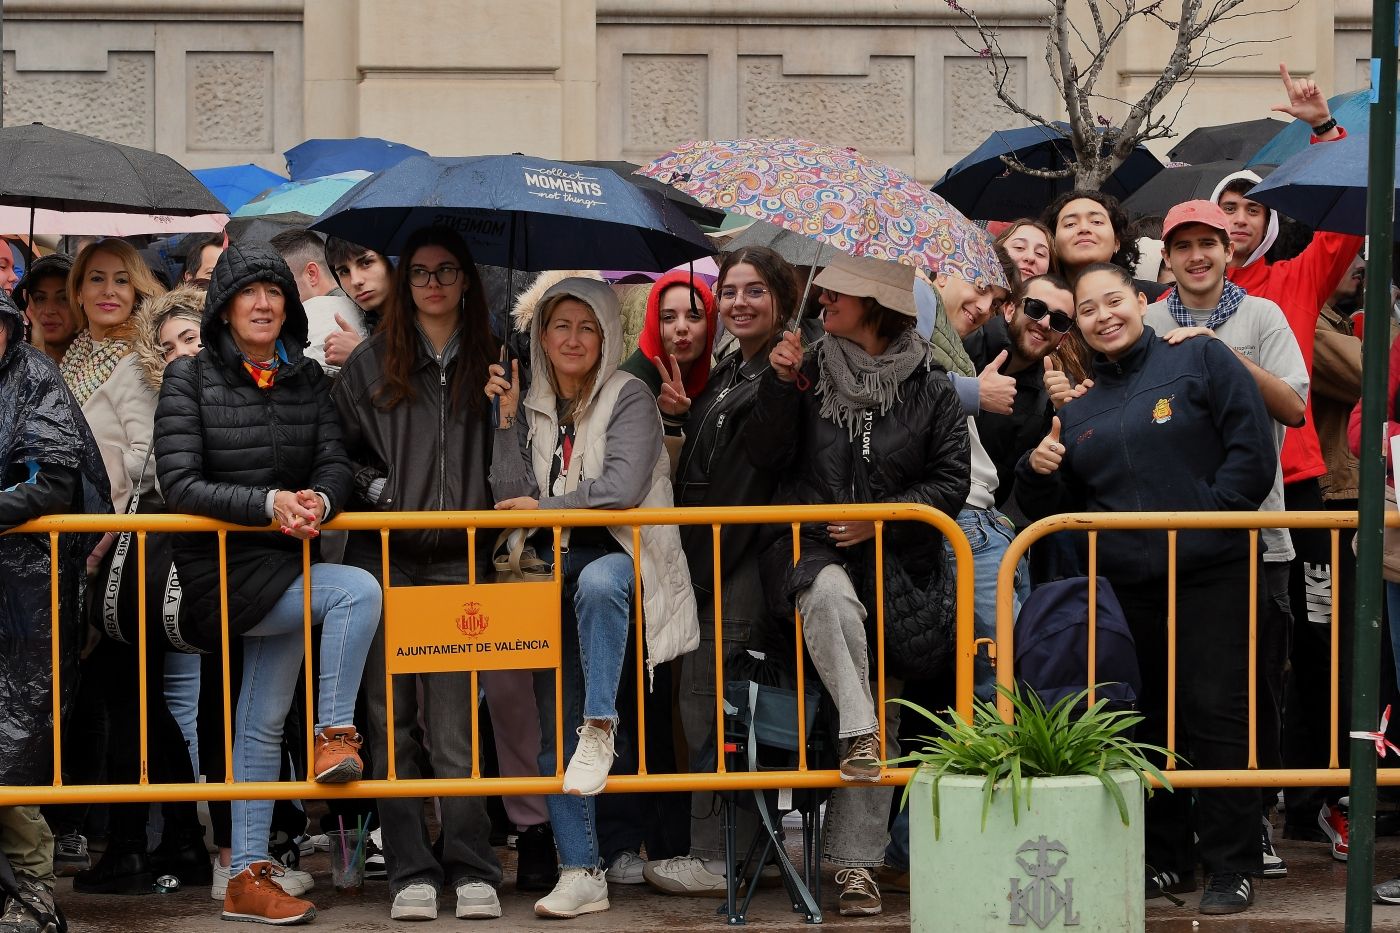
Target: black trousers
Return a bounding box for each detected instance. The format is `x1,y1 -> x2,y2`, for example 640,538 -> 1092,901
1114,557 -> 1262,877
1283,483 -> 1354,830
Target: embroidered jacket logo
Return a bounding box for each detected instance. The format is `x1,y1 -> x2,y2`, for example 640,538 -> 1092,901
1151,396 -> 1175,424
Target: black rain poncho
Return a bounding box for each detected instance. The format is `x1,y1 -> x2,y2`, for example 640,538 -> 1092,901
0,291 -> 110,786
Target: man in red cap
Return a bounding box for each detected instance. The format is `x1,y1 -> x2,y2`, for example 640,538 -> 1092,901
1145,198 -> 1310,881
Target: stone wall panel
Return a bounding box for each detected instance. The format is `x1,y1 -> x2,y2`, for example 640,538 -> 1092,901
2,51 -> 156,148
943,55 -> 1023,155
622,54 -> 708,152
186,52 -> 275,151
737,55 -> 914,152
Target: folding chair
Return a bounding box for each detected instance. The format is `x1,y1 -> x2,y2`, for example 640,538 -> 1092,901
719,679 -> 827,925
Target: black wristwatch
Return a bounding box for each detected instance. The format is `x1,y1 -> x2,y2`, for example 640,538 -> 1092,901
1312,116 -> 1339,136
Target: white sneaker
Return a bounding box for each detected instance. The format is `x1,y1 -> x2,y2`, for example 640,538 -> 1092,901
642,855 -> 727,897
606,850 -> 647,885
534,867 -> 610,918
308,833 -> 331,852
210,858 -> 231,900
455,879 -> 502,919
562,724 -> 615,796
391,882 -> 439,921
274,865 -> 314,897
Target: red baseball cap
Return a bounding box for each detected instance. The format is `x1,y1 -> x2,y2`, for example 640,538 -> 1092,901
1162,199 -> 1230,244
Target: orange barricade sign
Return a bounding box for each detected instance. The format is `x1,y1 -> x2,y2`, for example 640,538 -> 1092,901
384,582 -> 561,673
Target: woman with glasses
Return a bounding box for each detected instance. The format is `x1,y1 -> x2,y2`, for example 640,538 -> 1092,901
644,246 -> 802,897
332,226 -> 505,922
750,252 -> 969,917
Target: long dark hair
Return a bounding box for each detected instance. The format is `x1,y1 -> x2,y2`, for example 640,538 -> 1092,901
716,245 -> 801,346
373,226 -> 497,413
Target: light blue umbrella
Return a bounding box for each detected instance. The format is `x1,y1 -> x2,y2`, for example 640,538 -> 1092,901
232,170 -> 371,222
1247,128 -> 1400,236
191,163 -> 287,213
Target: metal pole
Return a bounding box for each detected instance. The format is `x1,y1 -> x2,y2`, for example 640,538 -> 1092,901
1345,5 -> 1398,927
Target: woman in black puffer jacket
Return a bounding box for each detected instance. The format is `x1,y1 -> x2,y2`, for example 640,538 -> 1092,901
746,252 -> 969,917
154,242 -> 380,924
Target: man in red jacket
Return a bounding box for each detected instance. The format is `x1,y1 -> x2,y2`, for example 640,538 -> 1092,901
1210,62 -> 1365,865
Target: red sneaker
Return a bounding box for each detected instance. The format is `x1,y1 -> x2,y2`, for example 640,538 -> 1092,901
1319,803 -> 1349,862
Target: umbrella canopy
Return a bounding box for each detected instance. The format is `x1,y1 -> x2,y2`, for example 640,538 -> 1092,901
0,123 -> 225,215
724,219 -> 831,266
639,137 -> 1006,289
932,122 -> 1163,222
234,171 -> 371,221
569,160 -> 726,228
1167,118 -> 1288,165
600,256 -> 721,285
192,163 -> 287,213
285,137 -> 428,181
312,155 -> 712,270
0,208 -> 227,237
1248,87 -> 1378,167
1246,128 -> 1398,237
224,215 -> 308,244
1122,160 -> 1275,218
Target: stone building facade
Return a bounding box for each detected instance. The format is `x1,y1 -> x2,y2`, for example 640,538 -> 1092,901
0,0 -> 1374,181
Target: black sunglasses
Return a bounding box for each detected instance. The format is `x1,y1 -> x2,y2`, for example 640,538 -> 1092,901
1022,296 -> 1074,334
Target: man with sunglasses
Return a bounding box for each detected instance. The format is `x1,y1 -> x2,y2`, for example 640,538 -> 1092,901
964,274 -> 1076,521
1146,199 -> 1309,882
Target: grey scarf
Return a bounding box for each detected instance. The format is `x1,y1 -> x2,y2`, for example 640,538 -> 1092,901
815,328 -> 932,438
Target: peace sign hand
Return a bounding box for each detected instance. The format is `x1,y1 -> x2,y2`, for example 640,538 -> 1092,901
654,353 -> 692,418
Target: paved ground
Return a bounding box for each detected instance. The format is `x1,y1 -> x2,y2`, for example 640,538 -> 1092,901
52,822 -> 1400,930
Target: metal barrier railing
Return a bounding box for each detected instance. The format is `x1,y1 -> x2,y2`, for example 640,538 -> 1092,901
0,503 -> 973,805
993,510 -> 1400,788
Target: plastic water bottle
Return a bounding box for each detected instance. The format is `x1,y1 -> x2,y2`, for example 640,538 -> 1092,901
153,874 -> 181,894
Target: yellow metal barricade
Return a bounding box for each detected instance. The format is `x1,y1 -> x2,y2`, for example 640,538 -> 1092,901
992,510 -> 1400,789
0,503 -> 973,806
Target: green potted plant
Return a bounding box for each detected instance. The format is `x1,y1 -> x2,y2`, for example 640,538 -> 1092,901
891,686 -> 1174,933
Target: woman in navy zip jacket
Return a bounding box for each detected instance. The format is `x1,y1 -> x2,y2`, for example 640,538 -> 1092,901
1016,262 -> 1275,917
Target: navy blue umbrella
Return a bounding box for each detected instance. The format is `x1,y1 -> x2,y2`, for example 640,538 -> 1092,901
284,137 -> 428,181
311,154 -> 713,270
1246,128 -> 1398,236
933,122 -> 1163,222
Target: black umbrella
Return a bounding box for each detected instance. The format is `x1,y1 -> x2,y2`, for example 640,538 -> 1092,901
568,160 -> 726,228
1167,118 -> 1288,165
0,123 -> 224,260
1121,160 -> 1275,218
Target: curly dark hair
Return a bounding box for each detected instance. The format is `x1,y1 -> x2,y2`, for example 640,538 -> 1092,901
1041,189 -> 1141,277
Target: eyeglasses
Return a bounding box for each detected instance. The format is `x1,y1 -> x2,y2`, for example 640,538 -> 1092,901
408,266 -> 462,287
1022,296 -> 1074,334
718,285 -> 769,303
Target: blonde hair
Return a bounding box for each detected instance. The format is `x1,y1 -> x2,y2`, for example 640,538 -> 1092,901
68,239 -> 166,344
539,293 -> 603,426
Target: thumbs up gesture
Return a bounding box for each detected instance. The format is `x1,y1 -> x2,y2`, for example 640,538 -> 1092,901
1029,416 -> 1065,475
1043,355 -> 1094,410
323,312 -> 364,367
978,349 -> 1016,415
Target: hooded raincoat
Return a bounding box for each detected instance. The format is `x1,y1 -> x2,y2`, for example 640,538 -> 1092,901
0,291 -> 110,785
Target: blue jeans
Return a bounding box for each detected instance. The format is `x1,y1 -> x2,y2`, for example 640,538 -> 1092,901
164,651 -> 201,775
955,507 -> 1029,703
231,563 -> 381,874
532,546 -> 633,869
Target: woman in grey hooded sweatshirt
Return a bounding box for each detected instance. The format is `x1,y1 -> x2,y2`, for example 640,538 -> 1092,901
486,277 -> 698,920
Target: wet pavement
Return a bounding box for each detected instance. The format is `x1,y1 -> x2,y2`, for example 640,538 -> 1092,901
52,826 -> 1400,930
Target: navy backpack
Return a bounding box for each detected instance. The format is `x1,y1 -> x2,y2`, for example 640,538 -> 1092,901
1014,576 -> 1140,714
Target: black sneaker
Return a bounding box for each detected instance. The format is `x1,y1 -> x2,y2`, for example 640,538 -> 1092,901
72,849 -> 154,896
1199,873 -> 1254,915
1145,867 -> 1195,900
1376,877 -> 1400,905
1258,817 -> 1287,878
364,827 -> 387,881
515,823 -> 559,893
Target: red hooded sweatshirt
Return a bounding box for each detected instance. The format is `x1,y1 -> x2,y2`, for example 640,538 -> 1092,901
1221,130 -> 1365,486
637,270 -> 717,397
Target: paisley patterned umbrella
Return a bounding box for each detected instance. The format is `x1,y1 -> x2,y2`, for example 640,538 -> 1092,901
638,137 -> 1008,290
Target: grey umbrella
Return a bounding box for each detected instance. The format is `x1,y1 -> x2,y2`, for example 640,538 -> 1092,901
0,123 -> 224,259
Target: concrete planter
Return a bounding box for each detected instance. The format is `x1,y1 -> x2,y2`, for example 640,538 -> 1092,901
909,768 -> 1144,932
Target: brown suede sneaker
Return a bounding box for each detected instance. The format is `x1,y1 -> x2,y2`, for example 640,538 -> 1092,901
222,861 -> 316,925
313,726 -> 363,784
